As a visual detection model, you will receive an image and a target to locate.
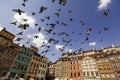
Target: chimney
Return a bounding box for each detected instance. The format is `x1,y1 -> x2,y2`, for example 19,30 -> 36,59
111,44 -> 114,48
101,47 -> 104,50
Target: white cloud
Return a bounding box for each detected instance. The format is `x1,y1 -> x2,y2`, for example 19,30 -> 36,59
27,33 -> 48,47
55,44 -> 64,51
98,0 -> 111,10
14,13 -> 35,28
0,24 -> 3,31
89,42 -> 96,47
0,27 -> 3,31
65,48 -> 73,53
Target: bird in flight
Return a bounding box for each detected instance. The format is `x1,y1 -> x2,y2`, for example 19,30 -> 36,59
22,19 -> 28,22
23,0 -> 28,3
34,35 -> 39,39
80,20 -> 85,26
18,23 -> 30,30
104,26 -> 109,31
32,12 -> 36,16
17,31 -> 24,35
12,9 -> 25,15
103,9 -> 109,16
39,6 -> 48,13
86,27 -> 92,35
10,21 -> 17,25
59,0 -> 67,5
15,37 -> 23,41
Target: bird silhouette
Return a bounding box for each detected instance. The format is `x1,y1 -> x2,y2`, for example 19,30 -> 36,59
103,9 -> 109,16
44,29 -> 53,34
39,6 -> 48,13
52,0 -> 56,3
22,3 -> 26,7
10,21 -> 17,25
22,19 -> 28,22
59,0 -> 67,5
69,18 -> 73,21
49,24 -> 56,28
54,13 -> 60,17
56,20 -> 60,24
45,16 -> 50,20
80,20 -> 85,26
38,27 -> 42,31
23,0 -> 28,3
86,27 -> 92,35
32,12 -> 36,16
69,10 -> 72,13
12,9 -> 25,15
17,31 -> 24,35
61,22 -> 67,26
18,24 -> 30,30
15,37 -> 23,41
34,35 -> 39,39
40,19 -> 45,22
104,26 -> 109,31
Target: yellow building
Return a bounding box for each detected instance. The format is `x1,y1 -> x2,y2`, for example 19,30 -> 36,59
0,28 -> 15,46
0,28 -> 16,76
55,60 -> 63,80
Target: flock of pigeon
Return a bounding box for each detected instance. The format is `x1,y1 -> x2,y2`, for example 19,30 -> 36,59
10,0 -> 110,56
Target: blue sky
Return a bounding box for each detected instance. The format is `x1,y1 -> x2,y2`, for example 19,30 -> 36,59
0,0 -> 120,62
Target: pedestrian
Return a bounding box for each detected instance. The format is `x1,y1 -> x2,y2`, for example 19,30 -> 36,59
29,76 -> 34,80
19,74 -> 24,80
0,74 -> 6,80
16,77 -> 19,80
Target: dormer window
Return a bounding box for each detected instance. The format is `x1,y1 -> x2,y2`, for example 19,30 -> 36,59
106,50 -> 111,54
101,54 -> 104,57
112,50 -> 117,54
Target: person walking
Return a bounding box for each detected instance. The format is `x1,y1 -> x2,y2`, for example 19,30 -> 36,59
29,76 -> 34,80
19,74 -> 24,80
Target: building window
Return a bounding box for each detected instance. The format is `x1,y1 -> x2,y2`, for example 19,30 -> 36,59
117,55 -> 120,60
109,56 -> 114,60
91,72 -> 94,76
112,63 -> 118,68
106,74 -> 110,78
74,73 -> 76,77
101,74 -> 105,78
83,72 -> 85,77
96,72 -> 99,77
71,73 -> 73,77
78,72 -> 80,77
111,74 -> 115,78
117,72 -> 120,78
74,66 -> 75,70
0,40 -> 3,43
87,72 -> 90,77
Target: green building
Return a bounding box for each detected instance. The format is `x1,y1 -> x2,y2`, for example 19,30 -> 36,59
8,45 -> 34,79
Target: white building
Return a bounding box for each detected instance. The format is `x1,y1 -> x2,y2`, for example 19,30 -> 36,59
37,56 -> 48,80
81,56 -> 101,80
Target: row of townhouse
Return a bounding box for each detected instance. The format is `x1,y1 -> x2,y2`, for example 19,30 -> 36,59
48,45 -> 120,80
0,28 -> 48,80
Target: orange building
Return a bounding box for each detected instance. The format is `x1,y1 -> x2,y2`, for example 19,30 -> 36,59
25,46 -> 40,79
69,53 -> 82,80
0,28 -> 15,46
47,62 -> 56,80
